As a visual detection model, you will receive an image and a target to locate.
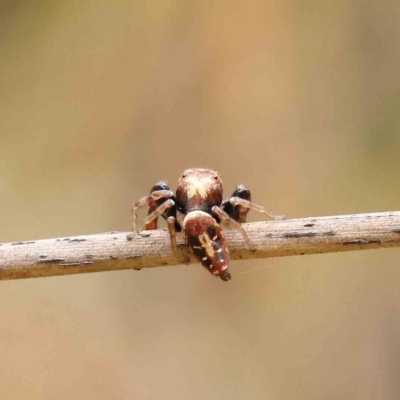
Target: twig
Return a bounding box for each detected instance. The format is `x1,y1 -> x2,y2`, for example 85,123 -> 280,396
1,211 -> 400,281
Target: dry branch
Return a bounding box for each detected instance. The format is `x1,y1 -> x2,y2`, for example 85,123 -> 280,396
1,211 -> 400,281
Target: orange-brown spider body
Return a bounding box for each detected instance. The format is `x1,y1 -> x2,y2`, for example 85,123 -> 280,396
132,168 -> 284,281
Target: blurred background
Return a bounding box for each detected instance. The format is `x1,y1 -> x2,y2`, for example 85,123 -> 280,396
1,1 -> 400,399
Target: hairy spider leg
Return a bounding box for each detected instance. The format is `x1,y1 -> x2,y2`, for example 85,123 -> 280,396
221,184 -> 252,223
131,188 -> 174,232
222,184 -> 285,221
167,216 -> 190,264
211,205 -> 254,250
167,216 -> 178,253
229,197 -> 286,221
139,199 -> 176,231
145,182 -> 181,232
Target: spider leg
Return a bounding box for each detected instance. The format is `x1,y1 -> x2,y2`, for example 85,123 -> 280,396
212,205 -> 253,249
222,184 -> 285,222
167,216 -> 190,264
221,184 -> 251,223
139,199 -> 176,231
131,182 -> 174,232
229,198 -> 286,221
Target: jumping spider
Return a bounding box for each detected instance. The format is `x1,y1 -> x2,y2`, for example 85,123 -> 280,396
132,168 -> 285,281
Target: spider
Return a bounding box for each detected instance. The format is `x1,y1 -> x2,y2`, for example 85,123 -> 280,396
132,168 -> 285,281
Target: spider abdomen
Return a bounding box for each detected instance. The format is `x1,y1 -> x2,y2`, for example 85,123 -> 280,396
183,210 -> 231,281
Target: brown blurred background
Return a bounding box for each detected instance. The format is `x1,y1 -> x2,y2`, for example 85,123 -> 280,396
1,1 -> 400,399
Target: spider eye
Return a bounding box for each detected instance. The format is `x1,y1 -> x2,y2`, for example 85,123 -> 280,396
182,174 -> 186,178
213,176 -> 218,181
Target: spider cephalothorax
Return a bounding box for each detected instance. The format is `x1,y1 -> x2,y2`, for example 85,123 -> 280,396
176,168 -> 223,214
132,168 -> 284,281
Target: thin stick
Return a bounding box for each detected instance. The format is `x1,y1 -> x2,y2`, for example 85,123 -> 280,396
1,211 -> 400,281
